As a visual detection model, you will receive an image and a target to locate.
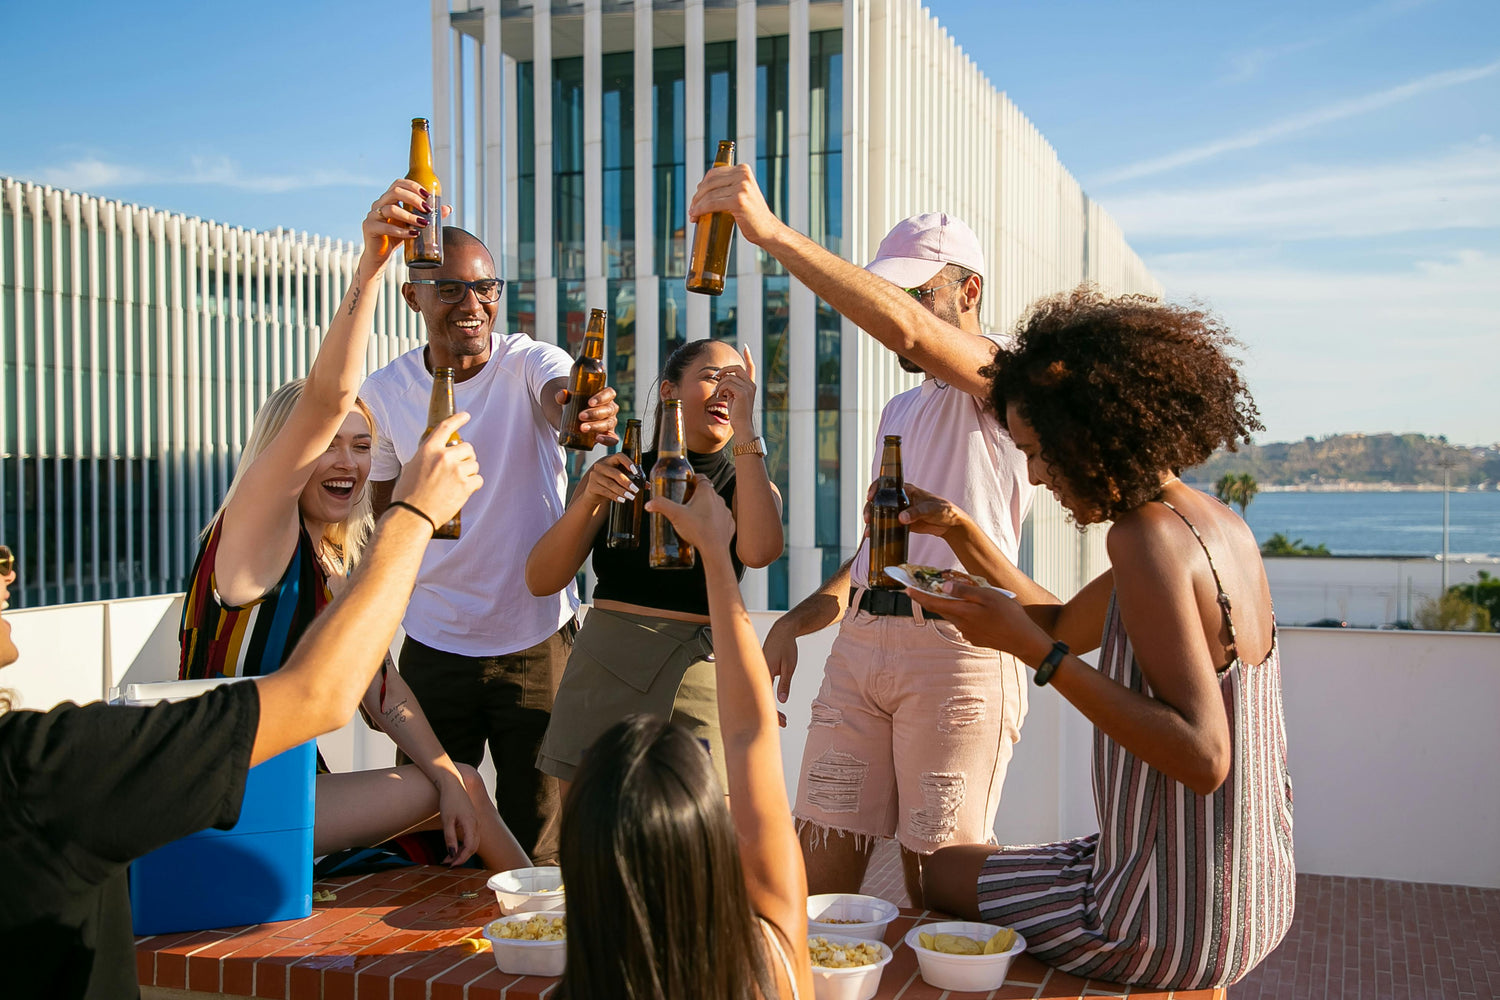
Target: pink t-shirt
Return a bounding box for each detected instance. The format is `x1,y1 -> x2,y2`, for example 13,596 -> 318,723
851,348 -> 1033,587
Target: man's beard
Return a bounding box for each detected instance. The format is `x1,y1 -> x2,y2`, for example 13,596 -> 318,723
898,355 -> 924,374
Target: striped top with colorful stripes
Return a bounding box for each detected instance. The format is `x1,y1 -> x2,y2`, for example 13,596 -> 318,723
178,515 -> 333,680
976,501 -> 1295,990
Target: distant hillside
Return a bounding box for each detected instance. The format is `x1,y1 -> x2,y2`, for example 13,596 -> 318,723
1185,433 -> 1500,488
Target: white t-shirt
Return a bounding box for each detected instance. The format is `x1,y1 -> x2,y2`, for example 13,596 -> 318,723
851,338 -> 1034,587
361,333 -> 578,656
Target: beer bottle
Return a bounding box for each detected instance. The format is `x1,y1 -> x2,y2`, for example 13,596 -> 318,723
685,140 -> 736,296
558,308 -> 608,450
867,435 -> 910,589
606,418 -> 646,549
425,367 -> 463,539
649,400 -> 697,569
405,118 -> 443,269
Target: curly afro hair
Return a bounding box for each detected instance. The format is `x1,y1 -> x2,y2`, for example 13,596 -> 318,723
985,286 -> 1263,524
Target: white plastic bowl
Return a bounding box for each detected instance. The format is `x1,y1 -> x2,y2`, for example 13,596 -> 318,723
903,920 -> 1026,992
808,934 -> 894,1000
486,866 -> 566,915
482,910 -> 568,977
806,893 -> 901,942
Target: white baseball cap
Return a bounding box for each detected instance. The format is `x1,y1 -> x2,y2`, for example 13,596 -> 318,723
864,212 -> 986,288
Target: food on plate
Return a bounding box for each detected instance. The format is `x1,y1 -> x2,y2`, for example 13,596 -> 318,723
821,917 -> 865,924
898,564 -> 991,594
918,926 -> 1016,955
808,936 -> 884,968
489,914 -> 567,941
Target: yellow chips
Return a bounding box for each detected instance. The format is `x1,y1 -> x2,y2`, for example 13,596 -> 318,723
808,936 -> 884,968
488,914 -> 567,941
918,926 -> 1016,955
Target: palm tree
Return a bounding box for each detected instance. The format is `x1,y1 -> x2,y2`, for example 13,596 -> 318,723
1235,473 -> 1259,516
1215,473 -> 1239,507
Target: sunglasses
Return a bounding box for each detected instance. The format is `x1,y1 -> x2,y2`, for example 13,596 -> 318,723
408,278 -> 505,304
905,277 -> 966,303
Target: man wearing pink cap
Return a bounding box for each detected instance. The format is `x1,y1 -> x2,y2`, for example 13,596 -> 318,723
690,172 -> 1034,904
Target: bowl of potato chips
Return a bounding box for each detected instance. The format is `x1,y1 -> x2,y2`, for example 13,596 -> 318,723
487,866 -> 566,915
482,911 -> 568,977
806,893 -> 901,941
902,921 -> 1025,991
807,933 -> 894,1000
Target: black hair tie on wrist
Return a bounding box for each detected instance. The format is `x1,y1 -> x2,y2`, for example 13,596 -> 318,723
388,499 -> 438,533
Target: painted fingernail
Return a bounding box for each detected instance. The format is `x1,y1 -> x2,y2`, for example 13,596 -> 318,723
416,217 -> 430,226
421,201 -> 431,212
614,495 -> 627,504
409,228 -> 420,236
420,187 -> 430,197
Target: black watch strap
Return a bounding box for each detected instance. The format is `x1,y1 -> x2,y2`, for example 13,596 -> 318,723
1033,640 -> 1069,687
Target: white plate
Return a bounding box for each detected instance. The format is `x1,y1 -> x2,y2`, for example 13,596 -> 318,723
883,565 -> 1015,600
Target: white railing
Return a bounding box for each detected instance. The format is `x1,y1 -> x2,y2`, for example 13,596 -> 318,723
8,596 -> 1497,889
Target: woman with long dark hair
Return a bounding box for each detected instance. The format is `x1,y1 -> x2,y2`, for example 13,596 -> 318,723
557,479 -> 813,999
901,288 -> 1295,990
526,337 -> 782,792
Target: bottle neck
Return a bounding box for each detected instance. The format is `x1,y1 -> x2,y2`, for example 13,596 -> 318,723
658,404 -> 687,457
409,127 -> 435,174
878,445 -> 903,481
713,141 -> 736,167
580,332 -> 605,361
622,426 -> 642,461
428,376 -> 455,424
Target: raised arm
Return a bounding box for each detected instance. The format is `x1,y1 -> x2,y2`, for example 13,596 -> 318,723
716,346 -> 784,568
251,414 -> 479,766
689,166 -> 997,397
215,181 -> 430,605
645,480 -> 814,997
524,452 -> 641,596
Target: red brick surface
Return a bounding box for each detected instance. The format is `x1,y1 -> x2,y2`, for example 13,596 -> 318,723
138,860 -> 1488,999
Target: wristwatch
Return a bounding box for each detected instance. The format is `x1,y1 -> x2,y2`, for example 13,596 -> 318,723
1033,640 -> 1069,687
732,435 -> 767,458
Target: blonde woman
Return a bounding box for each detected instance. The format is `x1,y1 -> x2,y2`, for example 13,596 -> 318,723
178,181 -> 527,871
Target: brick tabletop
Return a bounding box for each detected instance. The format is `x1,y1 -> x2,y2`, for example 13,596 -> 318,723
136,866 -> 1225,1000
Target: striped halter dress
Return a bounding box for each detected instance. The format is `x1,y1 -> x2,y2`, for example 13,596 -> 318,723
977,501 -> 1296,990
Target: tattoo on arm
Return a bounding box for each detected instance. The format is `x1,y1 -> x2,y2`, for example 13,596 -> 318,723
381,698 -> 414,729
346,280 -> 362,316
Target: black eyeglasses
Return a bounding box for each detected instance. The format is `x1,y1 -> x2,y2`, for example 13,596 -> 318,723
905,277 -> 966,303
408,278 -> 505,304
0,544 -> 13,577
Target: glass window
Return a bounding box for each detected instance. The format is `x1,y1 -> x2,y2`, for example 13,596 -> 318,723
811,30 -> 844,574
517,61 -> 536,281
762,273 -> 791,609
554,57 -> 586,280
608,278 -> 638,423
602,52 -> 635,280
653,47 -> 686,279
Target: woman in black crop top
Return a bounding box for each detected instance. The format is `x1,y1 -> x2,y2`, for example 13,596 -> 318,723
526,338 -> 783,789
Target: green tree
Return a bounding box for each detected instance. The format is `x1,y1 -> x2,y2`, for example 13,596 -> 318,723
1260,532 -> 1331,557
1444,571 -> 1499,631
1214,473 -> 1239,507
1414,592 -> 1492,632
1235,473 -> 1259,515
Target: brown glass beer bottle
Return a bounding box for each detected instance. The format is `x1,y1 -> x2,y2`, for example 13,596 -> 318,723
405,118 -> 443,269
606,418 -> 646,550
558,308 -> 608,450
649,400 -> 697,568
867,434 -> 910,589
685,140 -> 736,296
425,367 -> 463,539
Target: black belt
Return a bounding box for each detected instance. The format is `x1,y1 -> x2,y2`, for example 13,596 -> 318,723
852,586 -> 944,622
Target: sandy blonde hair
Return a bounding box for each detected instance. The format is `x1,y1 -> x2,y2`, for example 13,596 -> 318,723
207,379 -> 376,570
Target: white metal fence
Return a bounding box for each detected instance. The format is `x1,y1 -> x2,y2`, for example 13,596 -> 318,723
0,178 -> 423,607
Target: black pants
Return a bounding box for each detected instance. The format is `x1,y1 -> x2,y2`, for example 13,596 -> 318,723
397,621 -> 575,864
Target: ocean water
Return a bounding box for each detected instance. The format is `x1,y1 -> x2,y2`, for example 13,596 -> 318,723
1228,490 -> 1500,557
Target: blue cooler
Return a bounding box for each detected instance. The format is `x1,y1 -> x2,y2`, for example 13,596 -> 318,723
117,678 -> 316,934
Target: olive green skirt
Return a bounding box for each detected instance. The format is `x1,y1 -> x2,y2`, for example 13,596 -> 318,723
536,607 -> 725,787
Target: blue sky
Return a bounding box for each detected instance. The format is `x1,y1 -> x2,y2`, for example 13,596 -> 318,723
3,0 -> 1496,445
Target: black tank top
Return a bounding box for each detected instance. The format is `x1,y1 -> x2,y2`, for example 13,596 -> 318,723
589,445 -> 745,615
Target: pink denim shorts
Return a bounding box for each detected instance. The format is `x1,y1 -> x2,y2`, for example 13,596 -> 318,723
793,594 -> 1028,855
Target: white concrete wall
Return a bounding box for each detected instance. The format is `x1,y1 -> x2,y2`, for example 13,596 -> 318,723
10,600 -> 1497,888
1265,555 -> 1499,627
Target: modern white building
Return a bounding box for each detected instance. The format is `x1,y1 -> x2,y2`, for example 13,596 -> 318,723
0,177 -> 423,607
429,0 -> 1161,607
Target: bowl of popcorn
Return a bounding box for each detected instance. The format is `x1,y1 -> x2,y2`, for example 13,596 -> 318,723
482,911 -> 568,977
903,921 -> 1025,991
806,893 -> 901,941
808,933 -> 893,1000
487,866 -> 566,915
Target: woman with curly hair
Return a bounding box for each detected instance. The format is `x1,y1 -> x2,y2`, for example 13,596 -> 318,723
901,288 -> 1294,991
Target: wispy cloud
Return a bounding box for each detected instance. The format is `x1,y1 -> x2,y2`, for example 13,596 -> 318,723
29,155 -> 380,195
1096,59 -> 1500,186
1221,0 -> 1437,84
1108,144 -> 1500,241
1150,249 -> 1500,443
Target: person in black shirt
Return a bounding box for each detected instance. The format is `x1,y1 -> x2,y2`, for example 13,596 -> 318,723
0,413 -> 481,1000
525,338 -> 783,793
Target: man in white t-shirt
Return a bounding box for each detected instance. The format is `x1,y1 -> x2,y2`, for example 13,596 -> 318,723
361,227 -> 618,862
693,170 -> 1036,904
